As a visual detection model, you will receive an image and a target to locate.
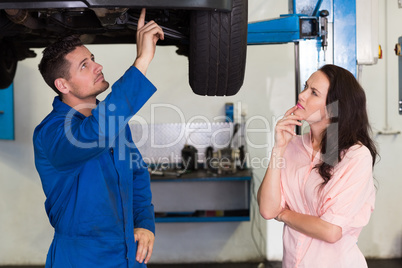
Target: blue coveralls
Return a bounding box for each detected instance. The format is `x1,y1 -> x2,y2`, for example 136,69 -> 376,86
33,66 -> 156,267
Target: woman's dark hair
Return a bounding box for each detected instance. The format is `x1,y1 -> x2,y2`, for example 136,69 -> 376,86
38,35 -> 83,97
316,64 -> 378,186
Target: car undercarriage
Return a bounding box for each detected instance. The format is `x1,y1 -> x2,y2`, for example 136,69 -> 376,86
0,0 -> 248,96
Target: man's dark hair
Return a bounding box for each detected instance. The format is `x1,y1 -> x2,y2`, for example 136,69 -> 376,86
38,35 -> 83,97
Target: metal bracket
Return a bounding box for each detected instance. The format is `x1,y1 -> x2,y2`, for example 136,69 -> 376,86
247,13 -> 327,46
0,83 -> 14,140
397,37 -> 402,114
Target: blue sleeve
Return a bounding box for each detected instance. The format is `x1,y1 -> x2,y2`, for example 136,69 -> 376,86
38,67 -> 156,171
131,147 -> 155,234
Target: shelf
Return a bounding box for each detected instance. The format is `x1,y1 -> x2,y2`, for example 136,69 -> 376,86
156,216 -> 250,223
150,169 -> 252,182
155,209 -> 250,223
151,169 -> 252,223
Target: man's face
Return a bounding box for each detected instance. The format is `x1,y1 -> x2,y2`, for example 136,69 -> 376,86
64,45 -> 109,101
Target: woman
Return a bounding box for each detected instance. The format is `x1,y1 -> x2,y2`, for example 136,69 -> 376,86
258,64 -> 378,267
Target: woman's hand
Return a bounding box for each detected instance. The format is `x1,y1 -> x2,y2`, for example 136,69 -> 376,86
274,105 -> 303,150
275,206 -> 289,222
274,208 -> 342,243
257,106 -> 302,220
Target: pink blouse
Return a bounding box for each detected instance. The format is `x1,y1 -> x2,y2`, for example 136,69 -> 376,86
280,133 -> 375,268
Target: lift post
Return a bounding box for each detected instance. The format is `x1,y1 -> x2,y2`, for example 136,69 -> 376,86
247,0 -> 356,104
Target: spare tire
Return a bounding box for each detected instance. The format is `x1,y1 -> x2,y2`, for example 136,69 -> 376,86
189,0 -> 248,96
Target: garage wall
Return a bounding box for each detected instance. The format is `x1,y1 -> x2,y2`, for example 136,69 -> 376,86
0,0 -> 401,264
357,0 -> 402,258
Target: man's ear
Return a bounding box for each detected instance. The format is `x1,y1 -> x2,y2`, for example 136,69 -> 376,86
54,78 -> 69,94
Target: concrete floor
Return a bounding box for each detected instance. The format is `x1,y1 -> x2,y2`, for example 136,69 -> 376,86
2,259 -> 402,267
148,259 -> 402,268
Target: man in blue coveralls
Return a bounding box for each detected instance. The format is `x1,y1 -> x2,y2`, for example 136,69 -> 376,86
33,9 -> 164,267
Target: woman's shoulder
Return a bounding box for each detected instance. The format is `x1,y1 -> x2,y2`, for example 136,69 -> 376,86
344,143 -> 371,157
341,143 -> 373,165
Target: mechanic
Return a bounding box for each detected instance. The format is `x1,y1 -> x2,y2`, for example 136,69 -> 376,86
33,9 -> 164,267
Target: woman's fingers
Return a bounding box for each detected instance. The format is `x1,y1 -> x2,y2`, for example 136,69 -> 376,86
284,105 -> 299,117
274,105 -> 303,148
282,106 -> 303,122
278,117 -> 303,126
276,125 -> 297,136
275,116 -> 302,145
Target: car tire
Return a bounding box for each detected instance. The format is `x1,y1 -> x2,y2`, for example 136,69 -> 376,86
189,0 -> 248,96
0,42 -> 17,89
